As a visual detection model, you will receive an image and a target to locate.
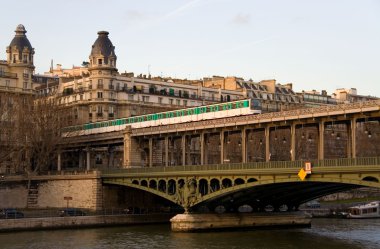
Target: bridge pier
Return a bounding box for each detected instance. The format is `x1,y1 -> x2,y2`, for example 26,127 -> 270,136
170,212 -> 311,232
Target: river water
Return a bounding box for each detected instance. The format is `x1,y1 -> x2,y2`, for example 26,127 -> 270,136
0,218 -> 379,249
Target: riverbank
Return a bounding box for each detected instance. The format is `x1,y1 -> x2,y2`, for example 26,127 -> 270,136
0,213 -> 175,232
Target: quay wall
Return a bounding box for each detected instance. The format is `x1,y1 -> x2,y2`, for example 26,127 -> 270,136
0,172 -> 103,210
0,214 -> 174,232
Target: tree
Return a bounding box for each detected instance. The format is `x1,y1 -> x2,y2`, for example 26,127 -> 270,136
20,97 -> 70,173
1,93 -> 70,175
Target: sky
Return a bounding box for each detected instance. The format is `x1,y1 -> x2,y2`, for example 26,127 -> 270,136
0,0 -> 379,96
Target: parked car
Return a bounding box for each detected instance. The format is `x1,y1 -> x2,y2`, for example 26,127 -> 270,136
0,209 -> 24,219
59,208 -> 86,217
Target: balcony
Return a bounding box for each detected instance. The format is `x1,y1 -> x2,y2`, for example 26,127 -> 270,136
0,71 -> 17,78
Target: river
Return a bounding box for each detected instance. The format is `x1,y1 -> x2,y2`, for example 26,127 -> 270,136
0,218 -> 379,249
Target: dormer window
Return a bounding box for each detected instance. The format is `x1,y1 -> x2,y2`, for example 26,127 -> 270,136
13,55 -> 17,63
23,54 -> 28,63
98,59 -> 102,65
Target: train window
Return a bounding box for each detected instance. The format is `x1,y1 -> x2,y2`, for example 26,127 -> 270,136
243,100 -> 249,107
128,118 -> 134,123
157,114 -> 163,119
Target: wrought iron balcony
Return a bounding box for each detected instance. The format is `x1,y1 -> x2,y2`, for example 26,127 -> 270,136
0,71 -> 17,78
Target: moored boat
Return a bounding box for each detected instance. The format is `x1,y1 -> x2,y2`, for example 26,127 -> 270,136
348,201 -> 380,218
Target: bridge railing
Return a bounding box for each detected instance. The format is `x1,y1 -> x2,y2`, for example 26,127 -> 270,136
101,157 -> 380,175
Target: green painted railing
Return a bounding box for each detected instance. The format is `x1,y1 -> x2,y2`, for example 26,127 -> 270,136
101,157 -> 380,175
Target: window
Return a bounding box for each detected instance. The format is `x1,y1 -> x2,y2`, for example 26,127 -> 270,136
110,92 -> 115,99
142,96 -> 150,102
23,55 -> 28,63
23,82 -> 28,89
169,99 -> 173,105
89,92 -> 92,100
183,100 -> 187,106
97,92 -> 103,98
176,99 -> 180,105
80,94 -> 83,100
89,80 -> 92,89
109,106 -> 114,114
158,97 -> 163,104
98,59 -> 102,65
97,105 -> 103,116
128,94 -> 134,101
5,80 -> 10,87
97,79 -> 103,89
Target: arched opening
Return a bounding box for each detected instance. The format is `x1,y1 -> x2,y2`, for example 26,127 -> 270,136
222,178 -> 232,189
141,180 -> 148,187
247,178 -> 258,183
158,180 -> 166,193
132,180 -> 139,185
210,178 -> 220,192
178,179 -> 185,189
234,178 -> 245,186
168,179 -> 176,195
199,179 -> 208,196
149,180 -> 157,189
362,176 -> 379,183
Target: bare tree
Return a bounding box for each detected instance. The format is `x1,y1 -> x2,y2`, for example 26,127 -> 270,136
19,97 -> 70,173
1,93 -> 70,174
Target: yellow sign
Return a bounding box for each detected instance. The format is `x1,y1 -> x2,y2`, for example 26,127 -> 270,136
298,168 -> 307,181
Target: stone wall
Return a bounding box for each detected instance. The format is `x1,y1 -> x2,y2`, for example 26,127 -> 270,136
0,172 -> 102,210
0,181 -> 28,208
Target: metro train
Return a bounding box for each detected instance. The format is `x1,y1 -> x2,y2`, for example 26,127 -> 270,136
62,99 -> 261,137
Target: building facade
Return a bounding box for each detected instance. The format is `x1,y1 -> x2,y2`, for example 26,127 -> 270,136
0,25 -> 35,173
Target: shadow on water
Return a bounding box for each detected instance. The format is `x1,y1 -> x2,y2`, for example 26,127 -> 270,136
0,219 -> 379,249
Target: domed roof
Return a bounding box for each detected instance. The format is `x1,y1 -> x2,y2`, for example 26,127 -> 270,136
90,31 -> 116,57
9,24 -> 33,51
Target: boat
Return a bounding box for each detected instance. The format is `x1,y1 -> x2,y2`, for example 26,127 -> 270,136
347,201 -> 380,218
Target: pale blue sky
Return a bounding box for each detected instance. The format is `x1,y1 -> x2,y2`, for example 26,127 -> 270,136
0,0 -> 379,96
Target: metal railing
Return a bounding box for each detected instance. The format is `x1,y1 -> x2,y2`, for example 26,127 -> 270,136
0,71 -> 17,78
101,157 -> 380,175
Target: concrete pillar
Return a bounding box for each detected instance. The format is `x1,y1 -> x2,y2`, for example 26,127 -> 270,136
351,118 -> 357,158
182,135 -> 186,166
242,128 -> 247,163
165,136 -> 169,167
149,138 -> 153,167
220,131 -> 225,164
200,133 -> 205,165
291,123 -> 296,161
57,152 -> 61,171
318,121 -> 325,160
204,134 -> 209,164
86,149 -> 91,170
265,126 -> 270,162
79,152 -> 83,168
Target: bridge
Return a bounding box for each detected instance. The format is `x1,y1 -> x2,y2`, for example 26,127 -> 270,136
61,100 -> 380,216
102,157 -> 380,213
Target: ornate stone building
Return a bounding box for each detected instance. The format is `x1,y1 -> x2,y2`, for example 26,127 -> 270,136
0,25 -> 35,173
35,31 -> 307,126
